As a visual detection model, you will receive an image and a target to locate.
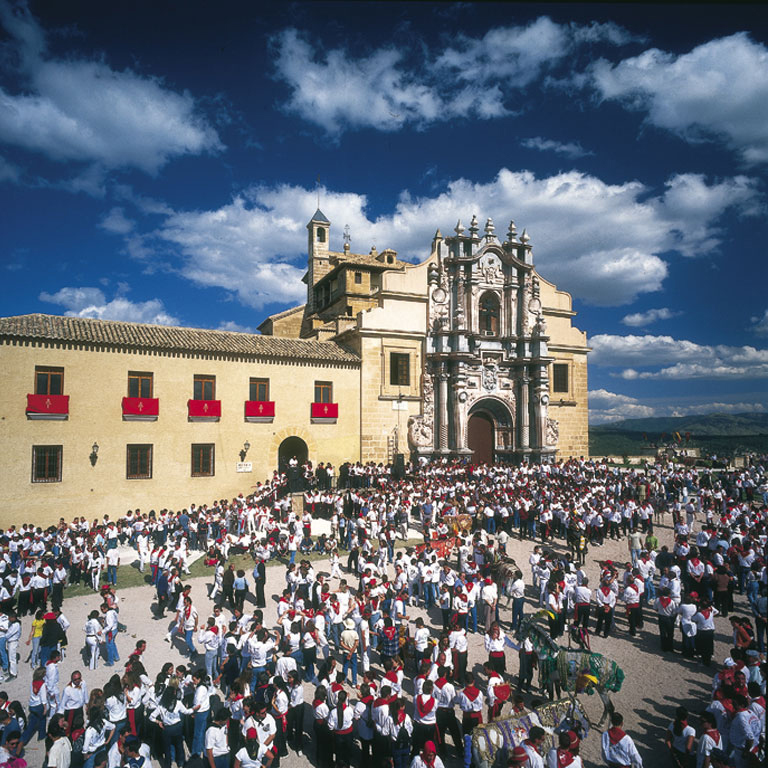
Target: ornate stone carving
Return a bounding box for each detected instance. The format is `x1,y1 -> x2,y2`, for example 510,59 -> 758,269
482,361 -> 499,392
546,417 -> 559,446
408,372 -> 434,449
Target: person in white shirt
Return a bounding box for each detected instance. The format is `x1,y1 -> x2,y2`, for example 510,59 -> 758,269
82,706 -> 115,768
191,671 -> 211,757
601,712 -> 643,768
410,740 -> 445,768
152,687 -> 193,768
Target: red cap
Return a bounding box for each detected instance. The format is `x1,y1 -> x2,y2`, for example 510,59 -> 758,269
246,728 -> 258,739
423,741 -> 437,754
567,730 -> 580,748
510,746 -> 528,763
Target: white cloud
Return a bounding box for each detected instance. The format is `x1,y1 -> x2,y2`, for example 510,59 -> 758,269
589,333 -> 768,379
39,286 -> 178,325
521,137 -> 593,158
217,320 -> 257,334
133,166 -> 759,308
589,388 -> 767,423
0,2 -> 221,174
621,307 -> 681,327
750,309 -> 768,336
99,207 -> 134,235
0,154 -> 20,182
271,18 -> 636,135
588,32 -> 768,164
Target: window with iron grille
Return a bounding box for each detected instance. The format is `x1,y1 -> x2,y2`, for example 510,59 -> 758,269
389,352 -> 410,386
127,444 -> 153,479
191,444 -> 215,477
32,445 -> 62,483
552,363 -> 569,393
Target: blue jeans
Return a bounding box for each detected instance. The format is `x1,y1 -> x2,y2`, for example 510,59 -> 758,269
107,565 -> 117,585
204,648 -> 218,680
470,604 -> 478,633
485,517 -> 496,534
511,597 -> 524,631
0,638 -> 7,671
106,634 -> 119,665
192,711 -> 209,756
22,704 -> 46,742
342,652 -> 358,685
184,629 -> 196,657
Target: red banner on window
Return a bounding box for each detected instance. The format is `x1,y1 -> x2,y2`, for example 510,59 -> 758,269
26,394 -> 69,415
188,399 -> 221,418
122,397 -> 159,417
245,400 -> 275,418
311,402 -> 338,420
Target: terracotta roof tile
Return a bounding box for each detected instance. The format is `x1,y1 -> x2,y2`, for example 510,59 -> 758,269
0,314 -> 359,365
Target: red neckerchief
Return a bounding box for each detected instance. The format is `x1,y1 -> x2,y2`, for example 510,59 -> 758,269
396,709 -> 406,725
608,727 -> 626,745
360,695 -> 373,704
32,680 -> 44,694
383,626 -> 397,640
312,698 -> 324,708
435,677 -> 447,689
659,596 -> 672,608
331,682 -> 344,693
524,739 -> 541,755
463,685 -> 480,702
704,729 -> 721,746
415,695 -> 435,717
700,608 -> 712,620
557,749 -> 575,768
600,585 -> 612,597
385,670 -> 399,683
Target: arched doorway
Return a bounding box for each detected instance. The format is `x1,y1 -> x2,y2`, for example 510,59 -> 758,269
278,436 -> 308,473
467,397 -> 515,463
468,412 -> 494,464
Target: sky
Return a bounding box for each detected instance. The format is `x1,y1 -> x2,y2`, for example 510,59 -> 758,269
1,1 -> 767,424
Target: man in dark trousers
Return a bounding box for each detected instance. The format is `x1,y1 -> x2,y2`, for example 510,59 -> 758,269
222,564 -> 235,608
254,558 -> 266,608
155,568 -> 170,618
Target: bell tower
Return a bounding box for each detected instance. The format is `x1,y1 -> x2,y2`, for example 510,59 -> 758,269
306,209 -> 331,313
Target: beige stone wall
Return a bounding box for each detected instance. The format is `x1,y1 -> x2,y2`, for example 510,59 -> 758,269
0,340 -> 360,527
548,351 -> 589,458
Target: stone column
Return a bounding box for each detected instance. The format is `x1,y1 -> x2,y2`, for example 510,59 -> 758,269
519,371 -> 530,450
438,364 -> 450,452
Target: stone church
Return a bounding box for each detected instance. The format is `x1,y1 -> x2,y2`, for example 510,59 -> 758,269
0,211 -> 588,523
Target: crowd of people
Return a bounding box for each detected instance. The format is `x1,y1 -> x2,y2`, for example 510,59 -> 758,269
0,454 -> 764,768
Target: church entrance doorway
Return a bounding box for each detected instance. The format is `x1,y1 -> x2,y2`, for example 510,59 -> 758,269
468,412 -> 494,464
278,436 -> 308,490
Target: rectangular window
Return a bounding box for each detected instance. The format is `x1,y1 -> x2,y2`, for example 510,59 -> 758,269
126,444 -> 153,479
314,381 -> 333,403
390,352 -> 410,386
552,363 -> 569,393
32,445 -> 62,483
354,271 -> 362,284
34,366 -> 64,395
249,378 -> 270,401
127,372 -> 153,398
191,444 -> 215,477
193,375 -> 216,401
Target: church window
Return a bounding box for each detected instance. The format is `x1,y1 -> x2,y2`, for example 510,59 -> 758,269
32,445 -> 62,483
193,375 -> 216,401
127,445 -> 153,480
128,372 -> 153,398
314,381 -> 333,403
553,363 -> 569,393
390,353 -> 410,386
249,378 -> 269,401
479,292 -> 500,335
35,366 -> 63,395
317,227 -> 326,243
191,444 -> 215,477
354,271 -> 362,284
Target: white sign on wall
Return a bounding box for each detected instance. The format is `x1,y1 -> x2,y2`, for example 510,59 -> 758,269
236,462 -> 253,473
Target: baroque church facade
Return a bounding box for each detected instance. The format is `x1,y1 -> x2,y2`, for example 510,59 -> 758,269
0,211 -> 588,524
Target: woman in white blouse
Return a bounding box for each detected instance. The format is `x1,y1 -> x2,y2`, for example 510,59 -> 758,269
190,670 -> 211,758
152,686 -> 192,768
83,610 -> 102,671
82,705 -> 115,768
104,674 -> 128,745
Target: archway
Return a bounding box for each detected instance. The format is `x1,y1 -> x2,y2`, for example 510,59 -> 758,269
468,412 -> 494,464
278,436 -> 308,473
467,397 -> 515,463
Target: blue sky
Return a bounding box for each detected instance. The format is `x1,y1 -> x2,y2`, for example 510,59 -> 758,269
1,1 -> 767,423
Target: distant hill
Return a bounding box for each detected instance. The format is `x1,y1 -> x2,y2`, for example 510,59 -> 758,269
589,412 -> 768,458
592,412 -> 768,436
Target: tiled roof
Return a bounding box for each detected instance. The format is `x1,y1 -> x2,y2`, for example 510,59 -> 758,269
0,314 -> 360,364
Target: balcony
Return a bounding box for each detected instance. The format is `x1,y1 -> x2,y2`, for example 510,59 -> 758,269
122,397 -> 159,422
26,394 -> 69,420
310,402 -> 338,423
244,400 -> 275,423
187,399 -> 221,422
